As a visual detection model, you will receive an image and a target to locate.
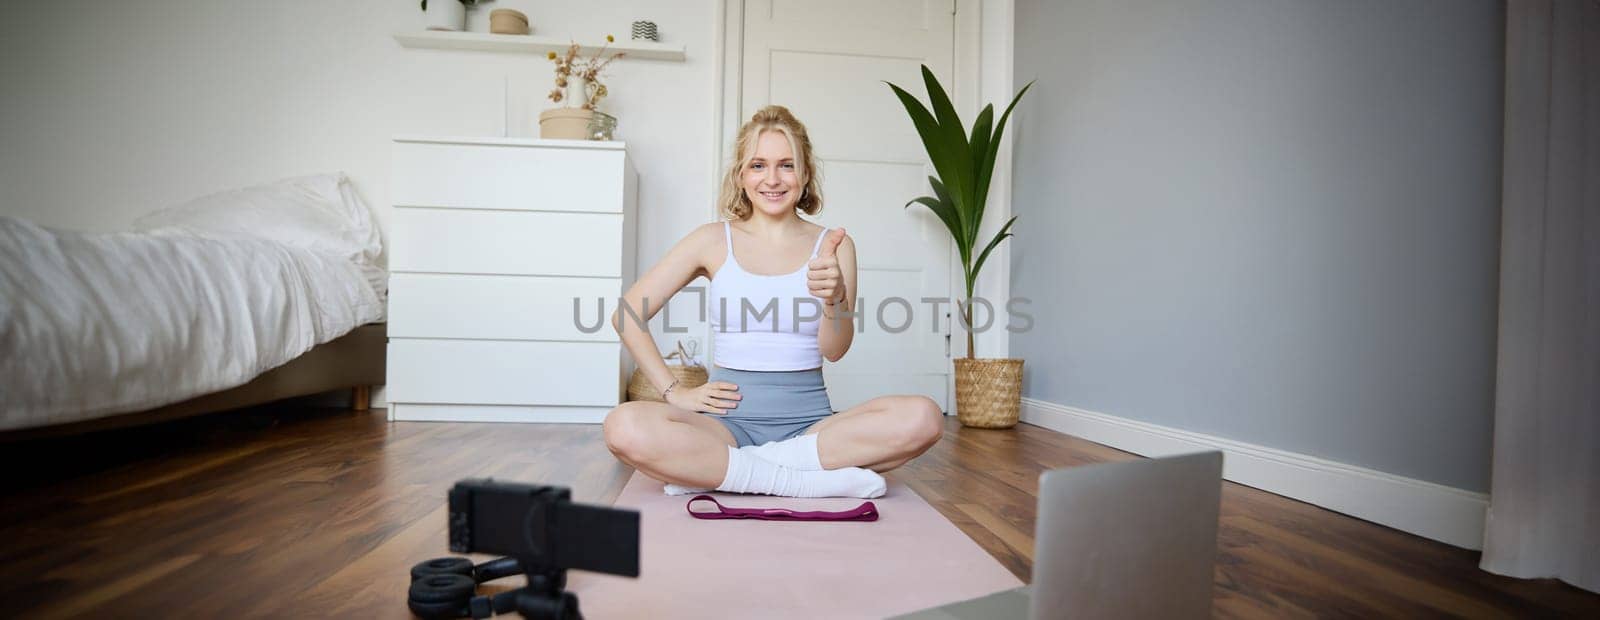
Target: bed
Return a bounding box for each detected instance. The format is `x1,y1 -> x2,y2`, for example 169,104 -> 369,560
0,173 -> 388,439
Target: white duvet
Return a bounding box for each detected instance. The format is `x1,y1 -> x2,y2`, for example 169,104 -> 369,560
0,196 -> 385,431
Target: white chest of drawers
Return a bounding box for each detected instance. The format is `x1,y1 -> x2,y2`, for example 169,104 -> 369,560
385,136 -> 637,422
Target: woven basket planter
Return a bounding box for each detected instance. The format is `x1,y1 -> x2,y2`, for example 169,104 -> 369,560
953,358 -> 1024,428
626,365 -> 708,403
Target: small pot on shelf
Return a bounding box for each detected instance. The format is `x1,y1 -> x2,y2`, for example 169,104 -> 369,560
539,108 -> 595,140
489,9 -> 530,35
421,0 -> 467,32
587,111 -> 617,141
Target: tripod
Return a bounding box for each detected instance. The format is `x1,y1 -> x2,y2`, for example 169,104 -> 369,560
408,556 -> 582,619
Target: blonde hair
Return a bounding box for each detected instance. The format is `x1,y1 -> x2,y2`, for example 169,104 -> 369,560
717,105 -> 823,220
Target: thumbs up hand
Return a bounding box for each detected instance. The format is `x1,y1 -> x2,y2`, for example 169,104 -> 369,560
807,228 -> 849,306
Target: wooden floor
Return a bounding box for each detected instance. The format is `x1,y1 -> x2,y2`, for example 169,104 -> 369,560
1,405 -> 1596,618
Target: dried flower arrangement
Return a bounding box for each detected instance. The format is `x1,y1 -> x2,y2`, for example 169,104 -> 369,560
546,35 -> 626,111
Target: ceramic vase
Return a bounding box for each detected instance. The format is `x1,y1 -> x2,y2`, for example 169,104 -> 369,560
423,0 -> 466,31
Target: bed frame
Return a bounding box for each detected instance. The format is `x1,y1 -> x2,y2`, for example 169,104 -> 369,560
0,323 -> 387,441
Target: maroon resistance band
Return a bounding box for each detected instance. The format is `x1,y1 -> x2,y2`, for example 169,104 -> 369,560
686,495 -> 879,522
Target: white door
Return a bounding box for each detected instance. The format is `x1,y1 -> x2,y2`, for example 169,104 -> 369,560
737,0 -> 956,412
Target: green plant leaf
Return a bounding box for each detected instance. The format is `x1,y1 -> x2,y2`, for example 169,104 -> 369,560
905,196 -> 965,260
886,80 -> 969,217
928,175 -> 960,236
971,216 -> 1017,287
967,104 -> 995,243
976,80 -> 1034,229
928,178 -> 972,266
919,66 -> 974,216
969,104 -> 994,175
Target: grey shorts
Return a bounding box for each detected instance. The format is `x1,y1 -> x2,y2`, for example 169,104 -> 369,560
705,366 -> 834,447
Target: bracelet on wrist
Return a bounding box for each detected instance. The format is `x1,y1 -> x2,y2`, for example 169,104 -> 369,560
660,378 -> 681,401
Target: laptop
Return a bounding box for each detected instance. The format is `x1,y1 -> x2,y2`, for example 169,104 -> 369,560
893,451 -> 1224,620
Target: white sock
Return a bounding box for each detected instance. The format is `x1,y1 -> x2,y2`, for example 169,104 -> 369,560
663,435 -> 825,495
713,446 -> 885,499
663,483 -> 710,495
747,434 -> 824,470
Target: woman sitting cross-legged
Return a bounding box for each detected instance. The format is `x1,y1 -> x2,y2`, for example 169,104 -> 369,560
602,105 -> 944,499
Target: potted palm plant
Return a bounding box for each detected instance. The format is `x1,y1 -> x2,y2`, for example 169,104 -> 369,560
887,66 -> 1032,429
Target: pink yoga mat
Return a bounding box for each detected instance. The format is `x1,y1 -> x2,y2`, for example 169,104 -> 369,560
567,472 -> 1024,619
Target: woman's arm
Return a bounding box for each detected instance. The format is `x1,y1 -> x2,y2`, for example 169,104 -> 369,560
813,231 -> 857,362
612,224 -> 715,395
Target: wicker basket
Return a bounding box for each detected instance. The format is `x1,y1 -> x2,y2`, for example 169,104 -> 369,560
953,358 -> 1024,428
626,342 -> 708,403
489,9 -> 530,35
627,365 -> 707,403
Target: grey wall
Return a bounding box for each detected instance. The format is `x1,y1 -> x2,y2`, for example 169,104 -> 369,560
1010,0 -> 1504,492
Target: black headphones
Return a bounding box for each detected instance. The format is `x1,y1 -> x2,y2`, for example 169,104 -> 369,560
408,556 -> 579,619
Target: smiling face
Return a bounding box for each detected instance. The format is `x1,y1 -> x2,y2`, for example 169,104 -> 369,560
740,130 -> 803,218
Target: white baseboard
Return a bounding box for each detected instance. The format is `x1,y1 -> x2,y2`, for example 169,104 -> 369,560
1020,398 -> 1488,550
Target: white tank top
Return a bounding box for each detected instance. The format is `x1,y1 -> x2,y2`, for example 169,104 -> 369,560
709,221 -> 830,371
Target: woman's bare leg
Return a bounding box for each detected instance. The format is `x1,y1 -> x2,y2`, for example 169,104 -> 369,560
804,395 -> 944,472
602,401 -> 739,488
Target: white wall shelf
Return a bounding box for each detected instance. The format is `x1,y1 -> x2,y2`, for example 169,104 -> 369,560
394,31 -> 686,62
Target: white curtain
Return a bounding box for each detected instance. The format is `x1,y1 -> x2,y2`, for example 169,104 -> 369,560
1480,0 -> 1600,594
